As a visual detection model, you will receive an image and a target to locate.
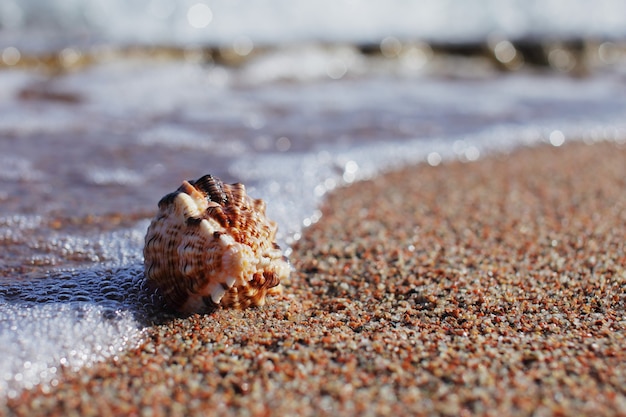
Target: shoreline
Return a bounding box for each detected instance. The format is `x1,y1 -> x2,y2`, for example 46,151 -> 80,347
3,141 -> 626,416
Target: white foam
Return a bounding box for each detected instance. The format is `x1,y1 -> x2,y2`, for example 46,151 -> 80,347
86,167 -> 146,186
0,156 -> 43,182
0,261 -> 149,397
0,215 -> 43,230
0,303 -> 140,399
233,121 -> 626,249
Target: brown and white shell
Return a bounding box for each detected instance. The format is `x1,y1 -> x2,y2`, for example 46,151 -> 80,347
143,174 -> 289,314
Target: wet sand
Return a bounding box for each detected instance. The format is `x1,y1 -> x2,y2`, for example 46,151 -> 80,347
4,141 -> 626,416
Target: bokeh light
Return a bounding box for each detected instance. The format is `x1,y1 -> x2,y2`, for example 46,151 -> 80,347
187,3 -> 213,29
1,46 -> 21,66
427,152 -> 442,167
548,48 -> 576,72
494,40 -> 516,64
549,130 -> 566,147
233,36 -> 254,57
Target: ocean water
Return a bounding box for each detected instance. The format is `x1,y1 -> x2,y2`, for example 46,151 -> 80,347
2,1 -> 626,399
3,0 -> 626,49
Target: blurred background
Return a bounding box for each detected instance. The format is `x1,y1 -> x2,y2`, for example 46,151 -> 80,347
2,0 -> 626,73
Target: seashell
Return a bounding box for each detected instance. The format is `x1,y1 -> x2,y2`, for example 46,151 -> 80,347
144,174 -> 289,314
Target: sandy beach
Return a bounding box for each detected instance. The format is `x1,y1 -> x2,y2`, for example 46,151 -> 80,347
3,141 -> 626,416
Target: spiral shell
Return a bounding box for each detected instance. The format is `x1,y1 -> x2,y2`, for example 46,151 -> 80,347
143,174 -> 289,314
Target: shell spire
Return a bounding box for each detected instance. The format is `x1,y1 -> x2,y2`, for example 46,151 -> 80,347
144,174 -> 289,314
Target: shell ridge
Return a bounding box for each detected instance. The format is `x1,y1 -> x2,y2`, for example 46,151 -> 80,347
193,174 -> 229,205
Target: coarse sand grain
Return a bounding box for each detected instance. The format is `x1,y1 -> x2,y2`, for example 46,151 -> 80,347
3,141 -> 626,417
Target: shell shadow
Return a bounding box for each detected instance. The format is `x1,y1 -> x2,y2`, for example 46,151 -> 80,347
0,264 -> 176,327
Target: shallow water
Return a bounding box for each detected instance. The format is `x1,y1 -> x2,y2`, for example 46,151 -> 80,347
2,42 -> 626,398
